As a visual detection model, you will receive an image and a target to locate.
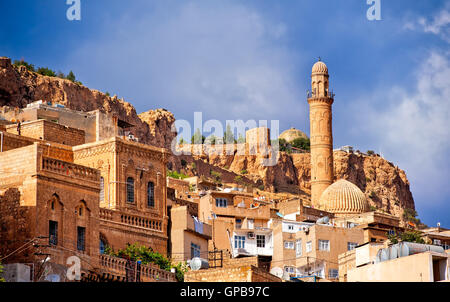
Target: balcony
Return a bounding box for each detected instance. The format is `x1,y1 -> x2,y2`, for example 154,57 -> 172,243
99,208 -> 163,232
41,157 -> 99,182
307,90 -> 335,99
99,254 -> 177,282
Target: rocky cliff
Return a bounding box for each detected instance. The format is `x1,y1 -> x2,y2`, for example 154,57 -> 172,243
0,56 -> 416,222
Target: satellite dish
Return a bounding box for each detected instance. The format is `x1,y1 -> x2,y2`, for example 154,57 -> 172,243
189,258 -> 209,271
270,267 -> 283,278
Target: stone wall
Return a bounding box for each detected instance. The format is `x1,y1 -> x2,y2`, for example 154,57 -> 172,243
6,120 -> 85,146
185,265 -> 281,282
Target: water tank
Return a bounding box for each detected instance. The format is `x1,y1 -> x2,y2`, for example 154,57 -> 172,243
398,242 -> 444,257
376,248 -> 389,263
388,245 -> 399,260
189,257 -> 209,271
316,216 -> 330,225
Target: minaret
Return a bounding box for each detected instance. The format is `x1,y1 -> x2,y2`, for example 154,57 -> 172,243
307,59 -> 334,208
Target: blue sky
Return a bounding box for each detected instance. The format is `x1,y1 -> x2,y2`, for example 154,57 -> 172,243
0,0 -> 449,227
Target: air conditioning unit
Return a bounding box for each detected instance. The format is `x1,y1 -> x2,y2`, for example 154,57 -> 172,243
247,232 -> 255,239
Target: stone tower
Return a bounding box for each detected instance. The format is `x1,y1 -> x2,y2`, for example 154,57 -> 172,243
308,59 -> 335,207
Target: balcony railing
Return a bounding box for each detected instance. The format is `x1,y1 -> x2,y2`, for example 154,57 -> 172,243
99,208 -> 163,232
99,254 -> 177,282
307,90 -> 335,99
41,157 -> 99,182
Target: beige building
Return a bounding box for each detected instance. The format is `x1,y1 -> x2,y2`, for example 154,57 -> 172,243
198,190 -> 273,260
345,243 -> 449,282
271,220 -> 364,280
169,206 -> 212,263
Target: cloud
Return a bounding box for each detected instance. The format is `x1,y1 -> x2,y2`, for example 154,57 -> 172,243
69,1 -> 303,126
404,4 -> 450,42
353,50 -> 450,208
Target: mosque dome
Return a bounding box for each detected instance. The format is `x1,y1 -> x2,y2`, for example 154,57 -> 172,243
312,60 -> 328,74
318,179 -> 369,215
279,128 -> 309,142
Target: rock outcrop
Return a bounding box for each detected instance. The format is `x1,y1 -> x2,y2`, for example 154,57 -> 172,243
0,57 -> 175,149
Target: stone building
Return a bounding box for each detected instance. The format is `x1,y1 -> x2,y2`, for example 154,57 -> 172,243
271,220 -> 364,281
198,190 -> 273,260
0,101 -> 175,281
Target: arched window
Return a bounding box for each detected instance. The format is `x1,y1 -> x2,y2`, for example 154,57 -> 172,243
100,239 -> 106,254
99,177 -> 105,202
126,177 -> 135,203
147,182 -> 155,208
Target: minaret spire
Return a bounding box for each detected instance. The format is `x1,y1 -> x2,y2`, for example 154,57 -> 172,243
308,60 -> 334,207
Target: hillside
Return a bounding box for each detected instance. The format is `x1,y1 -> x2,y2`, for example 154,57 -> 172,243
0,56 -> 416,224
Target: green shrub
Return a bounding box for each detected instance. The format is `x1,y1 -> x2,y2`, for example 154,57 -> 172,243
167,170 -> 189,179
13,59 -> 35,72
104,243 -> 187,282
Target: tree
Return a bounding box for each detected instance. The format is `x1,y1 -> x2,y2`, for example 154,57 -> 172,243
66,70 -> 76,82
36,67 -> 56,77
211,170 -> 222,184
191,128 -> 205,144
291,137 -> 311,151
223,124 -> 236,144
403,208 -> 428,229
387,230 -> 425,245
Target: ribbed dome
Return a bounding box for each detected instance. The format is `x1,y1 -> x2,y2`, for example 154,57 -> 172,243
279,128 -> 309,142
318,179 -> 369,215
312,60 -> 328,74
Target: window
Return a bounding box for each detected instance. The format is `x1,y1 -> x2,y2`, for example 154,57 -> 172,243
78,206 -> 83,217
296,240 -> 302,257
306,241 -> 312,253
147,182 -> 155,207
287,224 -> 294,231
257,235 -> 265,248
234,236 -> 246,249
347,242 -> 358,251
126,177 -> 135,203
100,239 -> 106,254
329,269 -> 339,279
51,201 -> 55,210
318,240 -> 330,251
215,198 -> 228,208
49,220 -> 58,246
247,219 -> 254,229
77,226 -> 86,251
284,241 -> 294,249
191,243 -> 201,258
235,219 -> 242,229
284,266 -> 295,274
99,177 -> 105,202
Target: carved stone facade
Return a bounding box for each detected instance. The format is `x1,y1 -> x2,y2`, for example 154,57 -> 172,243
0,104 -> 174,281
